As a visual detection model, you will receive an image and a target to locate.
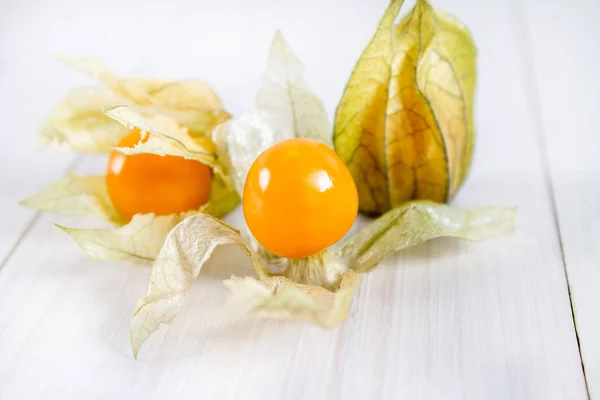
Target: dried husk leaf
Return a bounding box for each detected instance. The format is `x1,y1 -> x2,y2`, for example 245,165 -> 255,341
129,214 -> 247,358
19,174 -> 124,224
256,31 -> 332,146
52,176 -> 238,262
40,56 -> 229,152
25,101 -> 239,261
212,31 -> 330,194
130,213 -> 360,358
209,31 -> 331,281
57,56 -> 226,111
103,105 -> 219,169
224,270 -> 360,327
38,87 -> 129,153
54,214 -> 181,263
141,105 -> 230,139
124,27 -> 516,358
20,131 -> 236,222
337,200 -> 517,273
333,0 -> 477,215
212,111 -> 292,194
21,165 -> 238,262
57,55 -> 154,103
130,79 -> 224,110
131,80 -> 231,137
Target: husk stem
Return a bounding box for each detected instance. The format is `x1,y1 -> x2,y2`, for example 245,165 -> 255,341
281,251 -> 348,290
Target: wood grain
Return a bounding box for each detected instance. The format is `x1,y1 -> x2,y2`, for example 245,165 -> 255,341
0,0 -> 593,399
519,0 -> 600,396
0,62 -> 75,263
0,0 -> 197,263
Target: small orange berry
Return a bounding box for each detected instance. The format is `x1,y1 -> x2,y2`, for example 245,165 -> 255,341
243,138 -> 358,259
106,129 -> 212,221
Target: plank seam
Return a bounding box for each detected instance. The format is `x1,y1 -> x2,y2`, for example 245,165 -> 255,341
0,155 -> 83,274
508,0 -> 591,397
0,0 -> 190,273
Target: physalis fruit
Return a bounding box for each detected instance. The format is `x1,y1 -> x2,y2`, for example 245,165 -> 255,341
106,129 -> 212,221
243,138 -> 358,258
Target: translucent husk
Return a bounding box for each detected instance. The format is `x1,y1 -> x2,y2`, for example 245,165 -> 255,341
40,55 -> 229,152
16,2 -> 515,360
333,0 -> 477,215
128,30 -> 517,358
22,86 -> 239,262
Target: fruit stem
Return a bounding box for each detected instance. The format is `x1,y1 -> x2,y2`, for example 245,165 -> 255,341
282,251 -> 347,290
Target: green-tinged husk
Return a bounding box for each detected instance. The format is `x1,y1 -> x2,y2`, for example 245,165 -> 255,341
128,30 -> 516,358
22,104 -> 239,262
40,55 -> 229,152
20,4 -> 515,360
334,0 -> 477,215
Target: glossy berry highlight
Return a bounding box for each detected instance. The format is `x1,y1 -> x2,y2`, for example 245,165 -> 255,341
106,129 -> 212,221
243,138 -> 358,259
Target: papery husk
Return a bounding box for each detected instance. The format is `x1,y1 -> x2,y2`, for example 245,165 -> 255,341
19,174 -> 124,224
336,200 -> 517,273
40,56 -> 230,152
103,105 -> 223,174
224,271 -> 360,328
212,31 -> 331,194
127,27 -> 516,359
129,213 -> 360,358
333,0 -> 477,215
22,173 -> 238,263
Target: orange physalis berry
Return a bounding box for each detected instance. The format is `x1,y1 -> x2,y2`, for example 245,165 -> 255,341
106,129 -> 212,221
243,138 -> 358,259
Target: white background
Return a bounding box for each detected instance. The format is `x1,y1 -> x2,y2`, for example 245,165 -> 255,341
0,0 -> 599,399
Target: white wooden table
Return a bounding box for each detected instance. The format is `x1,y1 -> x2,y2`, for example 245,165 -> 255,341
0,0 -> 598,398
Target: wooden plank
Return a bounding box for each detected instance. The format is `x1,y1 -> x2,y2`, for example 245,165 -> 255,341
0,0 -> 186,263
0,59 -> 76,262
519,0 -> 600,396
0,0 -> 589,398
